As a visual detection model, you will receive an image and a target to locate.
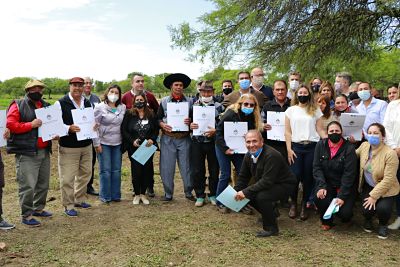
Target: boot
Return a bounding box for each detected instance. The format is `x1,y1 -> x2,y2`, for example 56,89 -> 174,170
300,202 -> 308,221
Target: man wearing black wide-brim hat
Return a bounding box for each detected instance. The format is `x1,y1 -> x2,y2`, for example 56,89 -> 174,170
157,73 -> 195,201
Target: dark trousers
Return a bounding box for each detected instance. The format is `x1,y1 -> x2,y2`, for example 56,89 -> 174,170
87,145 -> 96,190
290,142 -> 316,204
191,141 -> 219,198
250,183 -> 293,230
0,151 -> 4,217
315,186 -> 355,225
394,164 -> 400,216
361,184 -> 394,226
130,155 -> 154,195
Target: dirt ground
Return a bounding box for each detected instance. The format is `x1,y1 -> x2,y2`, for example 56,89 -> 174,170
0,143 -> 399,267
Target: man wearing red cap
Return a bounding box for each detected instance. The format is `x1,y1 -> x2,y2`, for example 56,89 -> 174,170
57,77 -> 93,217
6,79 -> 54,227
157,73 -> 195,201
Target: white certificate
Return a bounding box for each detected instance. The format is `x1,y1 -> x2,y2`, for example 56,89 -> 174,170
0,110 -> 6,147
192,106 -> 215,136
167,102 -> 189,132
224,122 -> 248,154
340,113 -> 366,141
71,107 -> 98,141
266,111 -> 285,141
35,103 -> 68,142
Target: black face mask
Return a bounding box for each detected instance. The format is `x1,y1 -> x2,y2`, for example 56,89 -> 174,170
134,102 -> 145,109
328,133 -> 341,143
298,95 -> 310,104
311,84 -> 320,93
222,88 -> 233,95
28,92 -> 43,101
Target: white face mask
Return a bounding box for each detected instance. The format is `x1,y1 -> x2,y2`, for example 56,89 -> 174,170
201,96 -> 213,103
289,80 -> 299,91
107,93 -> 119,103
252,76 -> 264,86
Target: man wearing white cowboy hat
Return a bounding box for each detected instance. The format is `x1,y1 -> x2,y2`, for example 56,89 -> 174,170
157,73 -> 195,201
6,79 -> 54,227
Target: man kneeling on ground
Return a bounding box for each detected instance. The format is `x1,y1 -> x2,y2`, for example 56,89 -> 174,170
234,130 -> 297,237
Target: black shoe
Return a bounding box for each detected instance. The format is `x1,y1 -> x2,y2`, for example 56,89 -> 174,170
87,187 -> 99,196
377,225 -> 388,239
363,219 -> 373,233
185,195 -> 196,202
160,196 -> 173,202
256,227 -> 279,237
240,205 -> 253,215
147,188 -> 155,198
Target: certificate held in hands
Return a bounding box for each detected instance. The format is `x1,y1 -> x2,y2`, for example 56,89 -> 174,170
266,111 -> 285,141
216,185 -> 250,212
167,102 -> 189,132
340,113 -> 366,141
71,107 -> 98,141
0,110 -> 7,147
224,121 -> 248,154
192,106 -> 215,136
34,103 -> 68,142
132,140 -> 157,165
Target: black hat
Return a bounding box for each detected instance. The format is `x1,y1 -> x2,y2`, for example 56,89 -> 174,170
163,73 -> 191,89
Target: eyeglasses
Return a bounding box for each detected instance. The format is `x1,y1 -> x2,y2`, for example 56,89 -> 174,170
242,102 -> 255,107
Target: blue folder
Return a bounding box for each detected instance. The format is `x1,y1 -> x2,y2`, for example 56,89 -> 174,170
131,140 -> 157,165
216,185 -> 250,212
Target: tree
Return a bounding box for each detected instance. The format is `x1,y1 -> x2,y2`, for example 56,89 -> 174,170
0,77 -> 31,97
169,0 -> 400,73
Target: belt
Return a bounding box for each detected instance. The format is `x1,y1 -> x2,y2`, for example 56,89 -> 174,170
162,130 -> 189,139
297,141 -> 312,145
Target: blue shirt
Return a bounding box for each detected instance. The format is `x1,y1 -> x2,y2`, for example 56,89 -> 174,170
356,97 -> 387,136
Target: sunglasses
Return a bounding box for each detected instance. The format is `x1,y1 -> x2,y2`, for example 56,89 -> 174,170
242,102 -> 255,108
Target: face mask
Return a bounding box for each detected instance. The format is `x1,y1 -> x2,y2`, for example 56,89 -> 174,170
28,92 -> 43,101
239,79 -> 251,90
241,107 -> 254,115
336,107 -> 347,113
251,147 -> 263,157
289,80 -> 299,91
311,84 -> 320,93
223,88 -> 233,95
367,134 -> 380,146
201,96 -> 213,103
328,133 -> 341,143
357,90 -> 371,101
252,76 -> 264,86
334,82 -> 342,92
107,94 -> 119,103
298,95 -> 310,104
134,101 -> 145,109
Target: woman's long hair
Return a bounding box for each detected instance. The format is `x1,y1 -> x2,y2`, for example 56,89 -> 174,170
129,91 -> 154,119
227,93 -> 263,131
291,84 -> 318,116
317,95 -> 332,119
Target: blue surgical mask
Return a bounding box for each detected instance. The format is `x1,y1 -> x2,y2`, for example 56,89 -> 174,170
358,90 -> 371,101
251,147 -> 263,158
241,107 -> 254,115
239,79 -> 251,90
367,134 -> 380,146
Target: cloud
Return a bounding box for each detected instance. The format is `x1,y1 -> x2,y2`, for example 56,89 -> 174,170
0,1 -> 208,82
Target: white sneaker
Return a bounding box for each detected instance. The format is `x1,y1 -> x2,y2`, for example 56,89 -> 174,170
140,194 -> 150,205
132,195 -> 140,205
388,217 -> 400,230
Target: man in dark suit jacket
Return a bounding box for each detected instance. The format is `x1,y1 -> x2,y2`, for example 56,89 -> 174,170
234,130 -> 296,237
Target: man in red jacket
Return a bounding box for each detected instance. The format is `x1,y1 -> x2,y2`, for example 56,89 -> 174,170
121,73 -> 159,112
6,80 -> 54,227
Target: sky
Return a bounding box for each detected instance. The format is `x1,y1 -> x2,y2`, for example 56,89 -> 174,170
0,0 -> 216,82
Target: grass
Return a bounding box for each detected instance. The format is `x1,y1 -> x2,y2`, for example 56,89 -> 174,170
0,143 -> 400,266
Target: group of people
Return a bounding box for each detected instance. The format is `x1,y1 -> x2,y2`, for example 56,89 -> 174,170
0,69 -> 399,240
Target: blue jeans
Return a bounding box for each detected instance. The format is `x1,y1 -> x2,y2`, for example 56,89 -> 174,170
290,142 -> 316,205
97,144 -> 122,202
215,146 -> 244,206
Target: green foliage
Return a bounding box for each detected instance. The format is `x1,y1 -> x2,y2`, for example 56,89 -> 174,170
169,0 -> 400,75
0,77 -> 31,98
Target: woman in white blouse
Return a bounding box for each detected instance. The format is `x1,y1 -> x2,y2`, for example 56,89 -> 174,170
383,99 -> 400,229
285,84 -> 325,220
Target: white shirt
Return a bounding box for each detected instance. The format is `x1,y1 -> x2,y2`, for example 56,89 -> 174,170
285,105 -> 322,143
383,99 -> 400,149
356,97 -> 387,135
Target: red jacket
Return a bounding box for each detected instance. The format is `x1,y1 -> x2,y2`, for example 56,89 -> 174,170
121,90 -> 159,112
